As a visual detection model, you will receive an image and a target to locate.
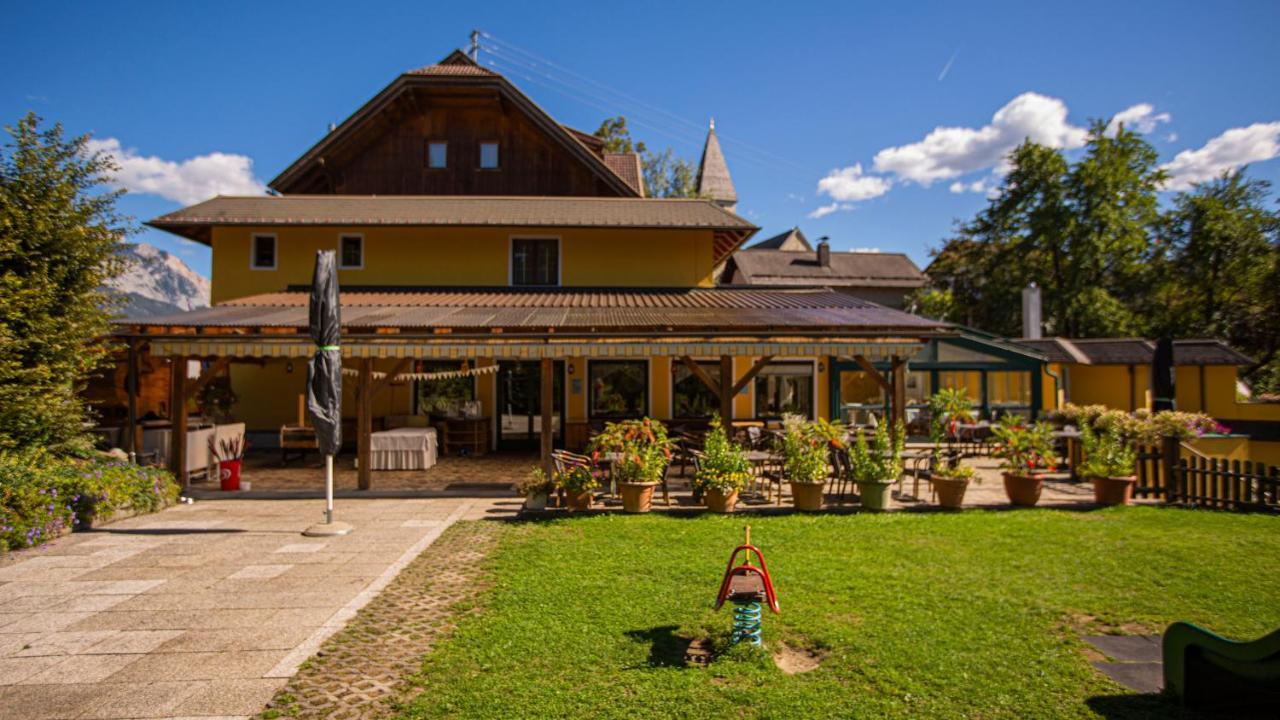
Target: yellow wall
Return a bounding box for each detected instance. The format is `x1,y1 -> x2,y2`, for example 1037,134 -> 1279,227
1067,365 -> 1150,411
210,225 -> 717,302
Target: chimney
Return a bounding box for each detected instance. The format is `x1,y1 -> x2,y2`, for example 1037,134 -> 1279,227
1021,283 -> 1042,339
817,237 -> 831,267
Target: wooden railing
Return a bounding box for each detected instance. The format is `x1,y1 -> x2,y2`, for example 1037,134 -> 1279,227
1130,440 -> 1278,512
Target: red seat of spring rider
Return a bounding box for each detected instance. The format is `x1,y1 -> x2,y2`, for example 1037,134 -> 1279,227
714,543 -> 780,614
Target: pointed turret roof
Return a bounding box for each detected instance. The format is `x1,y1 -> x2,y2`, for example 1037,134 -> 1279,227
697,118 -> 737,211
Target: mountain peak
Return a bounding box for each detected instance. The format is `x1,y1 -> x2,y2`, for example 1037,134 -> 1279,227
107,243 -> 210,317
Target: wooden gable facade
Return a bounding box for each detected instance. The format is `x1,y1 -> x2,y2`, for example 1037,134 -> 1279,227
270,51 -> 637,198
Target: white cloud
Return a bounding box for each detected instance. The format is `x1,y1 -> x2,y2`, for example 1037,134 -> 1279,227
1161,122 -> 1280,191
87,138 -> 266,205
872,92 -> 1088,186
948,178 -> 989,194
808,202 -> 844,219
850,247 -> 882,253
815,163 -> 892,204
1106,103 -> 1171,136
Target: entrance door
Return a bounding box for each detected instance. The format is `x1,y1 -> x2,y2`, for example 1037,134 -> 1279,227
497,360 -> 564,450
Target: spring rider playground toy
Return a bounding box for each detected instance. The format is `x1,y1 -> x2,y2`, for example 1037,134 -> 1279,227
714,526 -> 780,647
1163,622 -> 1280,712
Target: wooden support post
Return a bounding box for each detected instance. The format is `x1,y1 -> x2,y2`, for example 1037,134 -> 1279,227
1161,435 -> 1180,502
729,355 -> 774,398
890,356 -> 907,443
719,356 -> 734,423
126,340 -> 138,459
678,356 -> 721,397
357,358 -> 373,491
169,357 -> 188,487
540,358 -> 554,476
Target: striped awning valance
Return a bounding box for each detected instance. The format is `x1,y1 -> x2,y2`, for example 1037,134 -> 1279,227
143,337 -> 925,361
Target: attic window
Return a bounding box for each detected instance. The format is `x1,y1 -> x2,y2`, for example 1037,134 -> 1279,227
427,142 -> 447,169
479,142 -> 499,169
251,234 -> 276,270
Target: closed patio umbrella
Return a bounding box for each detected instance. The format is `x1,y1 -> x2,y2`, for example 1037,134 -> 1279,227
1153,337 -> 1175,413
303,250 -> 351,537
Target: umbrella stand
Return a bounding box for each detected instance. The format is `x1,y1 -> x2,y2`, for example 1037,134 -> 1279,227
302,249 -> 352,538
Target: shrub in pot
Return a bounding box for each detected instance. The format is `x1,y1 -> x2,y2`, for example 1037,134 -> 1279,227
693,416 -> 751,513
930,460 -> 976,509
588,418 -> 672,513
850,420 -> 905,511
557,464 -> 599,512
990,416 -> 1057,507
1079,423 -> 1138,506
518,466 -> 556,511
781,414 -> 832,511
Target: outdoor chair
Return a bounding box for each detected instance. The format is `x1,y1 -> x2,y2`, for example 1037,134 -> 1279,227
828,445 -> 855,504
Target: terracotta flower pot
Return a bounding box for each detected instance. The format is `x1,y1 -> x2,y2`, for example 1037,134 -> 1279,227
704,487 -> 739,513
1002,472 -> 1044,507
790,482 -> 825,511
932,476 -> 969,509
524,492 -> 548,511
1090,475 -> 1136,506
857,480 -> 894,511
619,481 -> 658,513
566,490 -> 593,512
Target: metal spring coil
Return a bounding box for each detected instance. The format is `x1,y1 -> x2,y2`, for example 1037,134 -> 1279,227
732,599 -> 763,646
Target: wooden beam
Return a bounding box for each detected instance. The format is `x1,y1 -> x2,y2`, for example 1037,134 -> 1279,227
169,357 -> 188,488
370,358 -> 412,398
729,355 -> 775,398
678,356 -> 720,397
852,355 -> 892,392
540,358 -> 554,477
357,358 -> 373,491
184,358 -> 230,402
126,339 -> 139,457
890,357 -> 907,445
719,356 -> 734,423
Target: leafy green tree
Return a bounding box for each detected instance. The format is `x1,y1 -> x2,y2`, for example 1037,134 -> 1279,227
0,113 -> 127,453
593,116 -> 699,198
904,287 -> 955,322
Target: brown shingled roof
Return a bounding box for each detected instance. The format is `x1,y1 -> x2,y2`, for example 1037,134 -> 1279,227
123,287 -> 947,334
1012,337 -> 1253,366
725,248 -> 926,288
148,195 -> 754,244
406,50 -> 498,76
603,153 -> 645,196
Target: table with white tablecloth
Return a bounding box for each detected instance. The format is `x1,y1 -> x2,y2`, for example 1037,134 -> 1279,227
370,427 -> 438,470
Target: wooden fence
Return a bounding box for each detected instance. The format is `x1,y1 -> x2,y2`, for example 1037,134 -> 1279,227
1130,440 -> 1279,512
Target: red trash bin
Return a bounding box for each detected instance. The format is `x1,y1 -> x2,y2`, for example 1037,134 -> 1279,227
219,459 -> 242,491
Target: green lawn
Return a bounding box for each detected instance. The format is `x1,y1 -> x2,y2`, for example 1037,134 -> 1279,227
397,508 -> 1280,719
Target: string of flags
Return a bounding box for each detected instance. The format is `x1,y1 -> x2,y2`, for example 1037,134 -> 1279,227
340,363 -> 500,381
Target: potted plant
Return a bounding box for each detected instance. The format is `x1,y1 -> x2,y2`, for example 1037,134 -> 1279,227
693,415 -> 751,513
1079,423 -> 1138,506
781,414 -> 831,511
930,460 -> 976,509
518,466 -> 556,511
849,420 -> 904,511
588,418 -> 672,513
990,415 -> 1057,507
557,463 -> 599,512
928,387 -> 975,452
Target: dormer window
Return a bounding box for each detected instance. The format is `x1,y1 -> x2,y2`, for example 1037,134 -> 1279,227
427,141 -> 447,169
251,234 -> 276,270
479,142 -> 500,169
510,237 -> 559,286
339,234 -> 363,269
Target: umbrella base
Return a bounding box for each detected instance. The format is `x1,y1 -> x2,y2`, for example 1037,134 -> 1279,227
302,520 -> 354,537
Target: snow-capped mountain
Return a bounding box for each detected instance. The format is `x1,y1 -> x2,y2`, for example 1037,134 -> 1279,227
107,243 -> 210,318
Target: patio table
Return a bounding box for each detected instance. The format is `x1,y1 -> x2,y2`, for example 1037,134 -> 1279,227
370,427 -> 438,471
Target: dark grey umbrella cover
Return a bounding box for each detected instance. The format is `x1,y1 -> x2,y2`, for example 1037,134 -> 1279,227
1152,337 -> 1175,412
306,250 -> 343,455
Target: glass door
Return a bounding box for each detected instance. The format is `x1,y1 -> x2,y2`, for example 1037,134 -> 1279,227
497,360 -> 564,450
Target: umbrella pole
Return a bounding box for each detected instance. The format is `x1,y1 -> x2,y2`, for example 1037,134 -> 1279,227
325,454 -> 334,524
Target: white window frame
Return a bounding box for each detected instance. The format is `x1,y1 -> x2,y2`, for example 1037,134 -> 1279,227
338,233 -> 364,270
250,233 -> 277,270
752,357 -> 819,421
427,141 -> 448,169
508,235 -> 562,287
478,141 -> 500,169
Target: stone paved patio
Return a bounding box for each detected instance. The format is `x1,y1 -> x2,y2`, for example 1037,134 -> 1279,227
0,496 -> 499,719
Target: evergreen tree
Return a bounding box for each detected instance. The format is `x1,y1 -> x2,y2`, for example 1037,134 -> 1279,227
0,113 -> 127,453
593,115 -> 699,198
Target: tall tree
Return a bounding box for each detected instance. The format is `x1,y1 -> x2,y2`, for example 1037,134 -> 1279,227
593,116 -> 699,198
0,113 -> 127,453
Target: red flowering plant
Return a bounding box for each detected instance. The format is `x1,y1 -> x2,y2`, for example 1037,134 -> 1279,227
990,414 -> 1058,476
587,417 -> 673,485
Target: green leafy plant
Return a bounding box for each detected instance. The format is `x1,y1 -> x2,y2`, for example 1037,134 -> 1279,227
1078,423 -> 1138,479
693,415 -> 751,493
850,421 -> 905,483
588,418 -> 673,484
990,416 -> 1058,475
928,388 -> 975,446
556,464 -> 599,495
780,413 -> 830,485
518,466 -> 556,497
931,462 -> 977,483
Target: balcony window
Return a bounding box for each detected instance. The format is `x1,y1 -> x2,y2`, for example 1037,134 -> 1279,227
251,234 -> 276,270
339,234 -> 363,269
510,237 -> 559,286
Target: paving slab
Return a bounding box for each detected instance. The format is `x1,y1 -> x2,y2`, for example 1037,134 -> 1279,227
0,495 -> 486,718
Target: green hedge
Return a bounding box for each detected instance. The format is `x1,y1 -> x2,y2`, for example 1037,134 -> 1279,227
0,452 -> 180,552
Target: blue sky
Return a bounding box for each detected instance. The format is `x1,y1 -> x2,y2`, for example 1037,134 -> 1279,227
4,1 -> 1279,278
